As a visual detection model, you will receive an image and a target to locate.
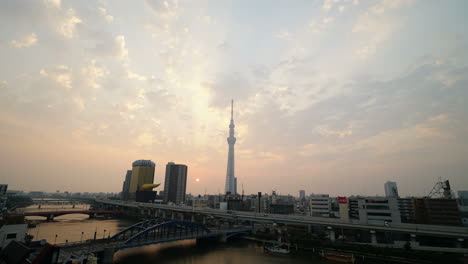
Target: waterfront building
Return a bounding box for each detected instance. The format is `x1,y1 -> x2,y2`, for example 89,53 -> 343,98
397,198 -> 415,223
338,197 -> 349,221
458,191 -> 468,226
270,204 -> 294,214
121,170 -> 132,201
384,181 -> 399,197
413,198 -> 462,226
349,196 -> 401,225
128,160 -> 156,201
163,162 -> 188,204
225,100 -> 237,194
309,194 -> 331,217
0,184 -> 7,210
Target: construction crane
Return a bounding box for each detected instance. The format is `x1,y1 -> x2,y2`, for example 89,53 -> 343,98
427,179 -> 452,199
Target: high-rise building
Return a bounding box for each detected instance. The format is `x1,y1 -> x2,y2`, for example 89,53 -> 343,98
299,190 -> 305,200
384,181 -> 399,197
225,100 -> 237,194
121,170 -> 132,201
163,162 -> 188,204
128,160 -> 155,200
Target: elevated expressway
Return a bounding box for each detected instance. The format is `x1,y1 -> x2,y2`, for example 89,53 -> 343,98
95,199 -> 468,241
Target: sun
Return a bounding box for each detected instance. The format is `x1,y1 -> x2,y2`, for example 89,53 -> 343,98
196,178 -> 200,182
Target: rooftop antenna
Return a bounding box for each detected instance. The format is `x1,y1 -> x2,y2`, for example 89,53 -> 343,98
231,99 -> 234,120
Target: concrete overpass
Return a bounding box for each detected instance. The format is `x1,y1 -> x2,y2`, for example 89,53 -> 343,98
95,199 -> 468,250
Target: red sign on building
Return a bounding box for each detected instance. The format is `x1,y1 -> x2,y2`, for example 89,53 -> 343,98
338,196 -> 347,204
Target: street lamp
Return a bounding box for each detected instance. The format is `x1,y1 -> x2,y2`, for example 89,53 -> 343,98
103,230 -> 106,239
54,234 -> 58,244
80,232 -> 84,242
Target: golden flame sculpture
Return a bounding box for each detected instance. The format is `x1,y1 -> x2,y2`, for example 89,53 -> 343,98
141,183 -> 160,191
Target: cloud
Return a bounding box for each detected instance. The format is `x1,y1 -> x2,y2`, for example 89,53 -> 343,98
322,0 -> 338,10
40,65 -> 73,90
10,33 -> 38,48
351,0 -> 415,59
204,73 -> 255,108
145,0 -> 178,19
46,0 -> 61,8
81,60 -> 108,89
275,31 -> 293,40
59,9 -> 82,38
98,7 -> 114,22
115,35 -> 129,61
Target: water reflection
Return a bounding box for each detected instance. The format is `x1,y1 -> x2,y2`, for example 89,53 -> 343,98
24,204 -> 135,244
115,239 -> 327,264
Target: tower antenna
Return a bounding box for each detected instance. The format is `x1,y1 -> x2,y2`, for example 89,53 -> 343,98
231,99 -> 234,120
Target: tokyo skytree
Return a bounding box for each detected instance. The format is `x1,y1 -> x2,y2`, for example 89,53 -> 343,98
225,100 -> 237,194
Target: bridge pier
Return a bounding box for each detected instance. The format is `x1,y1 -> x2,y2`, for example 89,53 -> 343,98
370,230 -> 377,245
102,248 -> 113,264
456,238 -> 464,248
191,215 -> 195,222
47,214 -> 54,221
218,233 -> 227,243
327,226 -> 335,242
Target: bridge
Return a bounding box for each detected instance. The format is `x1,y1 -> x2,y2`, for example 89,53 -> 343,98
94,199 -> 468,251
24,210 -> 123,221
57,218 -> 251,262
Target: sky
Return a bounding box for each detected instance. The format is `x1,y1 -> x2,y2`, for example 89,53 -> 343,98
1,0 -> 467,197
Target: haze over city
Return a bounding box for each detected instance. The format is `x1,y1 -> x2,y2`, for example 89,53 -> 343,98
1,0 -> 467,196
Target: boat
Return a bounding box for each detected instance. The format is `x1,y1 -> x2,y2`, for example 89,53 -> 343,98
322,251 -> 354,263
264,244 -> 290,254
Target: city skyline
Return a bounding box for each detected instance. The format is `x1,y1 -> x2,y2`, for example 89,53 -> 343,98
1,0 -> 468,196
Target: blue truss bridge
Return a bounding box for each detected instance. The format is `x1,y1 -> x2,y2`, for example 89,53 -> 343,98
57,218 -> 252,261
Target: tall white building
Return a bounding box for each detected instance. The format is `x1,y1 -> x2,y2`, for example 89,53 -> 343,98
225,100 -> 237,194
384,181 -> 399,197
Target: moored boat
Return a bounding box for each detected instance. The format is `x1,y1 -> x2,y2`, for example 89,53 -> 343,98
264,244 -> 290,254
322,251 -> 354,263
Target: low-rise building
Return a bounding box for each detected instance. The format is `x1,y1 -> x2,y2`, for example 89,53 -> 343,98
348,196 -> 401,225
413,198 -> 461,226
309,194 -> 331,217
398,198 -> 415,223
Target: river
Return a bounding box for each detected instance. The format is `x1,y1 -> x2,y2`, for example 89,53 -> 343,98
24,204 -> 328,263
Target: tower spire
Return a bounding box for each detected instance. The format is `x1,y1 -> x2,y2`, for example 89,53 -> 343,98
231,99 -> 234,120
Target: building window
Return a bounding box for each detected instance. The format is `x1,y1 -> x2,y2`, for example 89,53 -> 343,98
366,205 -> 390,210
367,212 -> 392,217
6,233 -> 17,239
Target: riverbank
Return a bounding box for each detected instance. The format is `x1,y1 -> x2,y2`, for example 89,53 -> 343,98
242,235 -> 466,264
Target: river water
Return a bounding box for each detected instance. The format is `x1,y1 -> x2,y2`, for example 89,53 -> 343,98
24,204 -> 328,264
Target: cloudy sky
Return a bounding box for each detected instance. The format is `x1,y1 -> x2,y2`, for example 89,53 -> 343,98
1,0 -> 467,197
